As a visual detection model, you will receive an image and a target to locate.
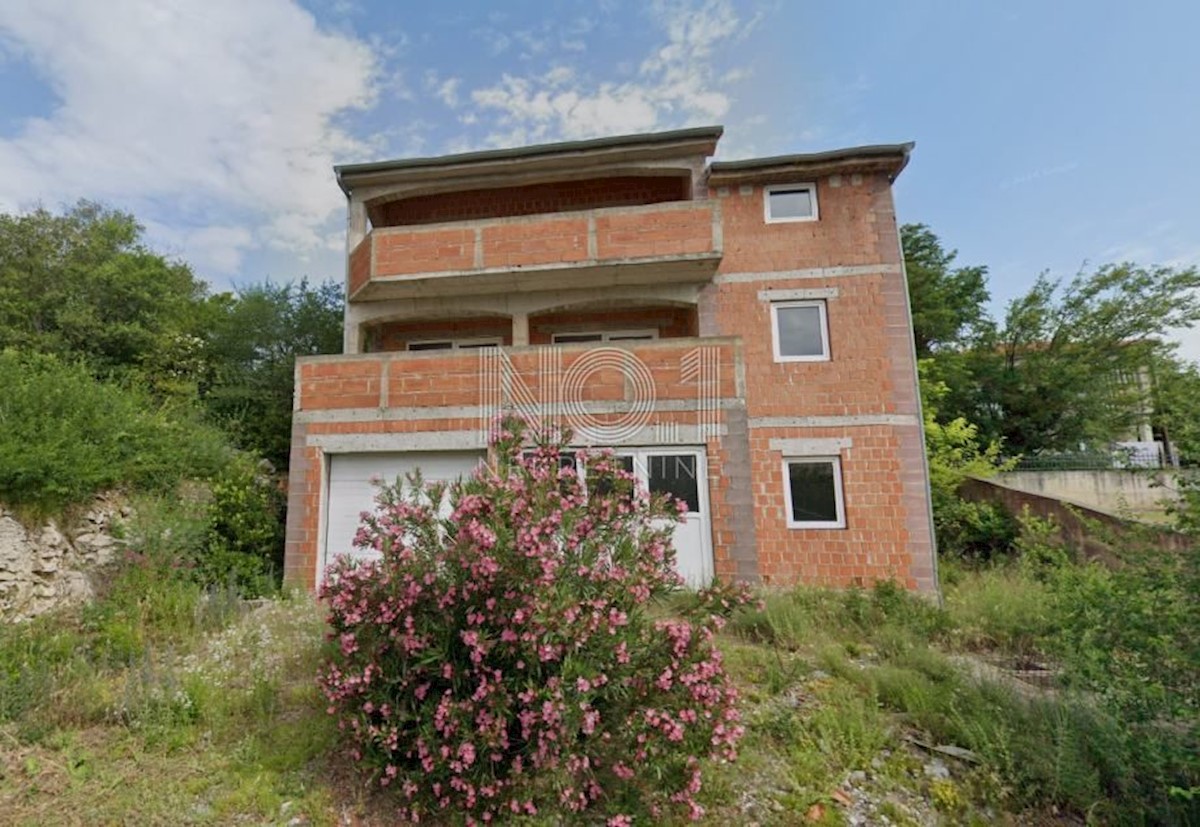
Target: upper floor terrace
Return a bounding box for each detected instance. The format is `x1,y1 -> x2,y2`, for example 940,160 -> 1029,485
336,127 -> 724,302
347,199 -> 722,301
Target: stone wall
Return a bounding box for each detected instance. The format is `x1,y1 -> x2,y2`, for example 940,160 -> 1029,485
0,496 -> 127,622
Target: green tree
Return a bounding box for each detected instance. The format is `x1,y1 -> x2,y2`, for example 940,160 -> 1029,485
901,223 -> 990,356
1148,356 -> 1200,533
202,280 -> 343,467
920,363 -> 1015,557
0,202 -> 207,377
977,264 -> 1200,454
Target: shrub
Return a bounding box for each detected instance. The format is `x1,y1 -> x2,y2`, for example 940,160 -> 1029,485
319,420 -> 748,823
0,350 -> 228,512
199,455 -> 286,596
920,363 -> 1017,559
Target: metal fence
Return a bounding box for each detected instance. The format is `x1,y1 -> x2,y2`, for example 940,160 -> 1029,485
1011,443 -> 1167,472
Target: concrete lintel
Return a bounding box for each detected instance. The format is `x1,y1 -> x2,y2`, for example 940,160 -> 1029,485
769,437 -> 853,455
345,282 -> 704,330
715,264 -> 901,285
757,287 -> 840,302
566,424 -> 727,447
357,253 -> 722,302
296,334 -> 742,365
309,431 -> 486,453
296,396 -> 748,425
749,414 -> 919,429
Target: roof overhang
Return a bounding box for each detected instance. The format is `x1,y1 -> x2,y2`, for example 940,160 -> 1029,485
335,126 -> 724,196
706,142 -> 915,186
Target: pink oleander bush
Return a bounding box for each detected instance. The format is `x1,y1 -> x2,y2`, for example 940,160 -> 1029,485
319,419 -> 749,824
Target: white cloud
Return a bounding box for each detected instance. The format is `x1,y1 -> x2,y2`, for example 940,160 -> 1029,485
425,71 -> 462,108
468,0 -> 752,145
144,221 -> 255,276
0,0 -> 379,278
1173,324 -> 1200,366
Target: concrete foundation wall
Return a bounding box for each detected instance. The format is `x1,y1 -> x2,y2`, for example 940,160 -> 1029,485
960,477 -> 1192,563
997,470 -> 1181,515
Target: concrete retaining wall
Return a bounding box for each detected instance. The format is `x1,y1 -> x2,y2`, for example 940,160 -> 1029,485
960,477 -> 1191,564
997,470 -> 1181,516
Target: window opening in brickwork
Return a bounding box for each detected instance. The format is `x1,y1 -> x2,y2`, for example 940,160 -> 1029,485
783,457 -> 845,528
770,301 -> 829,361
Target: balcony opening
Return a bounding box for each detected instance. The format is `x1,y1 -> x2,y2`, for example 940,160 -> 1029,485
364,315 -> 512,353
369,173 -> 692,229
529,304 -> 698,345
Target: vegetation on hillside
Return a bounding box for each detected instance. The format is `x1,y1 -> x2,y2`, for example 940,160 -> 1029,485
1,516 -> 1195,824
0,201 -> 341,588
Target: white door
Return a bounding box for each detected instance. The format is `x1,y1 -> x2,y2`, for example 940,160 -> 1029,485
609,449 -> 713,588
323,451 -> 486,569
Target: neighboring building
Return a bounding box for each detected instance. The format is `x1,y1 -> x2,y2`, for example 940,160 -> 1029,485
284,126 -> 937,595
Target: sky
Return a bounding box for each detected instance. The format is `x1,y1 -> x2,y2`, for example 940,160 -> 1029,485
1,0 -> 1198,359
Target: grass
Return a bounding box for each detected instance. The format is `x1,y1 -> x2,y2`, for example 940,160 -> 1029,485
0,555 -> 1196,825
0,594 -> 336,824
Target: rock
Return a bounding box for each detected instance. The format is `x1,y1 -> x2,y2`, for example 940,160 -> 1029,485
849,770 -> 867,783
37,524 -> 67,550
923,759 -> 950,780
58,571 -> 94,603
0,494 -> 125,622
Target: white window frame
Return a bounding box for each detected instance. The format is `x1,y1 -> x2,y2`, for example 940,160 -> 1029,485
770,300 -> 830,363
782,456 -> 846,529
551,329 -> 659,344
407,337 -> 502,351
764,183 -> 818,223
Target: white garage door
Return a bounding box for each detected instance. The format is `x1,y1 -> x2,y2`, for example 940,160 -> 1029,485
323,451 -> 486,568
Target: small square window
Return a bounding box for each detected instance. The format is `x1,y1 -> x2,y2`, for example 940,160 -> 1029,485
407,340 -> 453,351
408,337 -> 501,351
551,329 -> 658,344
771,301 -> 830,362
765,184 -> 817,223
783,457 -> 845,529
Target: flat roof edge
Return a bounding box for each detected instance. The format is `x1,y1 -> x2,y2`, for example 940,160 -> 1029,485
335,125 -> 724,182
708,142 -> 915,182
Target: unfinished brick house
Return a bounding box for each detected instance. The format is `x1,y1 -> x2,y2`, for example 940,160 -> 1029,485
284,126 -> 938,595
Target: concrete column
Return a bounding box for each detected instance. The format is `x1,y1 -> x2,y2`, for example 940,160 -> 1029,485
347,200 -> 368,251
511,312 -> 530,347
343,304 -> 363,354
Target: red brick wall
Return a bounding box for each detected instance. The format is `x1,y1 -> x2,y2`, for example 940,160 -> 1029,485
702,173 -> 935,592
373,227 -> 474,276
481,218 -> 589,268
348,238 -> 371,297
715,176 -> 899,272
529,307 -> 697,344
368,317 -> 513,352
295,341 -> 739,414
375,175 -> 688,227
594,206 -> 715,259
748,427 -> 917,587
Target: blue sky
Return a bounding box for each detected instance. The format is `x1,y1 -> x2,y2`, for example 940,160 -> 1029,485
1,1 -> 1198,357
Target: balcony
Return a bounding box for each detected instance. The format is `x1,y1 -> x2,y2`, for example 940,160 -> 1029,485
347,200 -> 723,302
295,338 -> 742,419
